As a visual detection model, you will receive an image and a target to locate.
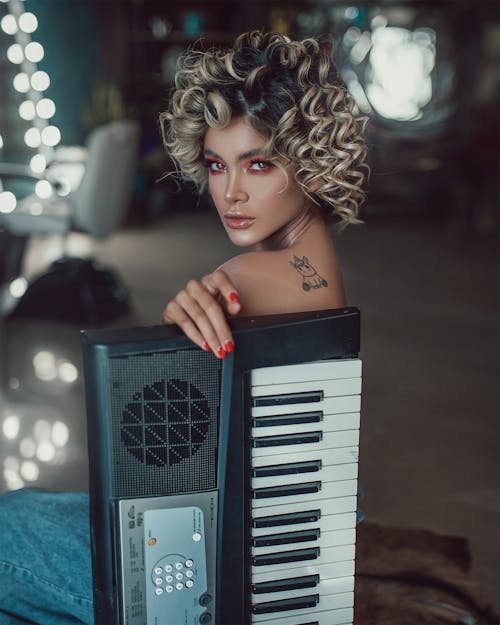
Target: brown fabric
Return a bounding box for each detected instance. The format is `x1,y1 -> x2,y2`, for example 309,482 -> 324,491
354,523 -> 499,625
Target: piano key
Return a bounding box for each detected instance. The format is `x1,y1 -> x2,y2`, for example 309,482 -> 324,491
251,446 -> 359,469
251,359 -> 362,386
253,508 -> 321,529
252,512 -> 356,537
253,390 -> 323,407
252,459 -> 322,478
252,547 -> 320,567
252,411 -> 323,428
252,573 -> 319,594
253,481 -> 321,500
251,606 -> 354,625
253,431 -> 322,449
251,376 -> 361,399
251,544 -> 355,576
252,529 -> 356,556
252,496 -> 358,522
251,590 -> 354,622
251,396 -> 360,418
251,574 -> 354,604
252,593 -> 319,615
252,411 -> 360,436
252,560 -> 355,585
251,479 -> 358,509
252,430 -> 359,458
253,528 -> 321,548
252,463 -> 358,489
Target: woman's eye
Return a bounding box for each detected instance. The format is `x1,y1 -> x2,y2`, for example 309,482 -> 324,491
205,159 -> 226,173
249,160 -> 273,172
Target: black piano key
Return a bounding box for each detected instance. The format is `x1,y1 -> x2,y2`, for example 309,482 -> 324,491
253,390 -> 323,407
252,431 -> 322,448
253,481 -> 321,500
252,509 -> 321,528
252,594 -> 320,614
252,574 -> 319,594
252,459 -> 322,478
252,547 -> 320,566
252,411 -> 323,428
252,528 -> 320,547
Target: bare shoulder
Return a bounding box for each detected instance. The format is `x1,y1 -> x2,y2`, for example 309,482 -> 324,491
218,242 -> 346,316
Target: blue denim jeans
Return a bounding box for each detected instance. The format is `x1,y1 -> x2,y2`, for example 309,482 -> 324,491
0,488 -> 93,625
0,488 -> 364,624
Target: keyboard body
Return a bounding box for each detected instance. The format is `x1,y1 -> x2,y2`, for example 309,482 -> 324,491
81,307 -> 360,625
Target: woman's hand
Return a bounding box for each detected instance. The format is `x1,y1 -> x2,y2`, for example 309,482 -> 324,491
162,270 -> 241,358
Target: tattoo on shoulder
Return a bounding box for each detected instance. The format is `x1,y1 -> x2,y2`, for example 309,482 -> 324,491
290,255 -> 328,292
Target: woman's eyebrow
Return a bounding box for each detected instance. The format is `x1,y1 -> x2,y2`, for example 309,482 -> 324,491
203,148 -> 268,161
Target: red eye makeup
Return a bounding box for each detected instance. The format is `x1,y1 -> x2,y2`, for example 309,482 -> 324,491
203,157 -> 226,174
246,158 -> 275,174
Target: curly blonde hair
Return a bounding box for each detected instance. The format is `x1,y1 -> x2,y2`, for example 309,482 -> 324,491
160,31 -> 369,224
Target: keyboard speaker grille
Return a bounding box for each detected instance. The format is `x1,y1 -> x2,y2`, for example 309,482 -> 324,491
108,350 -> 221,498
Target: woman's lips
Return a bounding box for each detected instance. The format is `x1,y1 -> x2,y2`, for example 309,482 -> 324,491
224,215 -> 255,229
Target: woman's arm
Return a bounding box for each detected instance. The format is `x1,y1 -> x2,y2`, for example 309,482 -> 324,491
162,242 -> 345,357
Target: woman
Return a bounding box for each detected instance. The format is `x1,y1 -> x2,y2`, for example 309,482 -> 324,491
160,30 -> 367,354
0,31 -> 367,625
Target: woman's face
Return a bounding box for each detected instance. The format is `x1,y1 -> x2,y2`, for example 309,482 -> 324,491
203,117 -> 310,249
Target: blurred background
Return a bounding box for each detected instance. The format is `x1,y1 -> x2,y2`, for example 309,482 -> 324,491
0,0 -> 498,615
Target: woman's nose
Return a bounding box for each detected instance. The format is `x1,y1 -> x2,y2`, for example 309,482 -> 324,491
224,175 -> 249,204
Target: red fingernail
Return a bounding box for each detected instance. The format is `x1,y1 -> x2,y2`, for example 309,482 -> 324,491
201,342 -> 210,351
216,347 -> 226,359
224,340 -> 234,353
229,292 -> 239,302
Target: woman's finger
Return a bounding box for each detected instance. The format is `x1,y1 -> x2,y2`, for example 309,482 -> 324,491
202,270 -> 241,316
162,300 -> 210,352
184,281 -> 234,354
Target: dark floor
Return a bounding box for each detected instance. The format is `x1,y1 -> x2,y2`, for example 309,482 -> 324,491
0,209 -> 498,613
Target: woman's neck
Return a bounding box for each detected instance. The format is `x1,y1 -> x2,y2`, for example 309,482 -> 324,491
254,203 -> 324,252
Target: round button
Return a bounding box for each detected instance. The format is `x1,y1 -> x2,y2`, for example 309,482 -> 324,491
185,559 -> 194,568
192,532 -> 202,542
154,567 -> 163,575
166,585 -> 173,593
154,578 -> 163,586
199,593 -> 212,607
165,575 -> 173,583
199,612 -> 212,624
165,564 -> 173,573
186,579 -> 194,588
186,570 -> 194,578
175,572 -> 183,581
176,582 -> 184,591
175,562 -> 183,570
155,588 -> 163,596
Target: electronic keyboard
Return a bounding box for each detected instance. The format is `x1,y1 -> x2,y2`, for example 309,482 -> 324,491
81,306 -> 361,625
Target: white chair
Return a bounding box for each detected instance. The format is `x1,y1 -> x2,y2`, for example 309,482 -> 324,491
0,120 -> 140,323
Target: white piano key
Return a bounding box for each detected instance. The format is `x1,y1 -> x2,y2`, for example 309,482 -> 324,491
251,376 -> 361,398
252,606 -> 353,625
251,479 -> 358,509
251,429 -> 359,459
251,574 -> 354,603
252,559 -> 355,584
252,411 -> 360,437
251,544 -> 355,576
252,396 -> 360,418
251,359 -> 362,386
251,446 -> 359,469
252,528 -> 356,555
252,495 -> 357,521
252,462 -> 358,489
251,590 -> 354,622
252,512 -> 357,537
